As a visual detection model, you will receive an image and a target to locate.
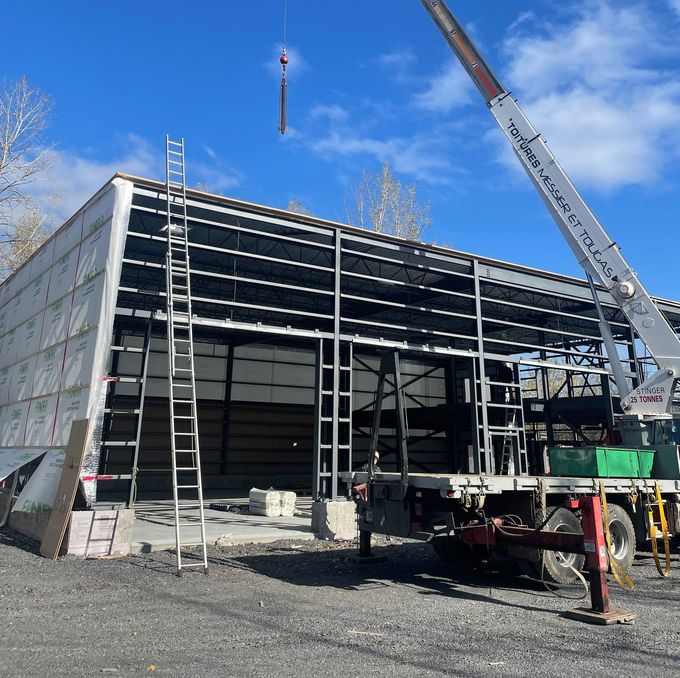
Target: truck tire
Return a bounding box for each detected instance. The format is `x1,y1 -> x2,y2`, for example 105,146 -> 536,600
606,504 -> 635,572
519,507 -> 585,586
431,536 -> 485,572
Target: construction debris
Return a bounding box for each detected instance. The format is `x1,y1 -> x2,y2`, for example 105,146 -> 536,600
249,487 -> 297,517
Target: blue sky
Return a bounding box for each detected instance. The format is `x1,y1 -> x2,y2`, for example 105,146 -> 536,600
4,0 -> 680,298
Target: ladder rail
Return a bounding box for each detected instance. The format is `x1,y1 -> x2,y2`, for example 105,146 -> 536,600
128,319 -> 152,506
165,135 -> 208,575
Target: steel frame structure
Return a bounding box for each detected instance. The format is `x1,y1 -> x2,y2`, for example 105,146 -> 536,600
100,174 -> 680,501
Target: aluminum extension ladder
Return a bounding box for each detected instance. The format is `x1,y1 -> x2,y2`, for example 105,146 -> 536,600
493,365 -> 529,476
164,135 -> 208,575
98,320 -> 153,506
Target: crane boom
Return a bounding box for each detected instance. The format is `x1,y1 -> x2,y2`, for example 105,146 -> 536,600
420,0 -> 680,423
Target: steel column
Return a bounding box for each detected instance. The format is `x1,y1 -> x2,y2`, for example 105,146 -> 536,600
473,260 -> 493,473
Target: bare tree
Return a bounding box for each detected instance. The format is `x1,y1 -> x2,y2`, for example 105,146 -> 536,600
286,198 -> 313,216
0,77 -> 54,279
346,162 -> 431,241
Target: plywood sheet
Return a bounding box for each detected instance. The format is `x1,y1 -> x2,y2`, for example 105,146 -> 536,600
40,420 -> 89,559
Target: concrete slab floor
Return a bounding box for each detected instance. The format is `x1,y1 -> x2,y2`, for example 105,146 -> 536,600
131,495 -> 315,553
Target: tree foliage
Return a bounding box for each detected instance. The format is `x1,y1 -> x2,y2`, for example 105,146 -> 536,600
0,77 -> 54,279
346,162 -> 431,241
286,198 -> 313,216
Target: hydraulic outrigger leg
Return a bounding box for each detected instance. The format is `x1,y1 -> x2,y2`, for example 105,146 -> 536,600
457,495 -> 636,624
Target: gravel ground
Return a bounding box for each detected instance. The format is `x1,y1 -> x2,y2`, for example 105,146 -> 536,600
1,529 -> 679,678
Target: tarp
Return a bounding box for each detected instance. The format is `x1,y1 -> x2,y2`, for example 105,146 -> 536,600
12,449 -> 66,513
0,448 -> 46,482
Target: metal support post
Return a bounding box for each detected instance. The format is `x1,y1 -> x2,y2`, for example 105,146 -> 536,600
563,495 -> 636,625
359,529 -> 372,558
472,260 -> 493,473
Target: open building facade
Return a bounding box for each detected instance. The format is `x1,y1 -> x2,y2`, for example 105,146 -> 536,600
1,173 -> 680,533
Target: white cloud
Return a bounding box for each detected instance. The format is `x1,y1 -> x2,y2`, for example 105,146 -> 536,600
191,160 -> 243,195
28,134 -> 161,221
309,104 -> 349,123
668,0 -> 680,17
308,129 -> 454,184
413,61 -> 474,113
377,49 -> 417,69
28,134 -> 242,223
497,1 -> 680,191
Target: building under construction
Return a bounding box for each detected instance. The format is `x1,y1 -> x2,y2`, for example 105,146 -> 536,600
1,171 -> 679,544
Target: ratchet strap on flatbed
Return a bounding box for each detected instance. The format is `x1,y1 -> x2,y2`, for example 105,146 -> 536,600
648,481 -> 671,577
600,482 -> 635,591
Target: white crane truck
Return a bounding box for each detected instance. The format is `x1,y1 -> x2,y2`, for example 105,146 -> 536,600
344,0 -> 680,584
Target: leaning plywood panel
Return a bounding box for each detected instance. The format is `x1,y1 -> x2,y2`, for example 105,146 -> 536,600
40,419 -> 89,559
0,177 -> 133,521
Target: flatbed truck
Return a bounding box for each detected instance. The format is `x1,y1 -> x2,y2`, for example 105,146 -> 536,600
342,1 -> 680,585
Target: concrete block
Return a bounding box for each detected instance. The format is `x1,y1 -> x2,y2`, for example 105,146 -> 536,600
65,509 -> 134,557
8,510 -> 50,542
312,500 -> 356,541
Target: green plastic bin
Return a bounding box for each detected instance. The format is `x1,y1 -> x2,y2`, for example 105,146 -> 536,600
549,446 -> 642,478
637,450 -> 655,478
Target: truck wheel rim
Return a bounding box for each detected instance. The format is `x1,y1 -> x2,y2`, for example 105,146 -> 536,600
553,522 -> 578,568
609,518 -> 630,561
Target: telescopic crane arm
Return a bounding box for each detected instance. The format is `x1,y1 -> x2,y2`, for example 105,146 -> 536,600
420,0 -> 680,424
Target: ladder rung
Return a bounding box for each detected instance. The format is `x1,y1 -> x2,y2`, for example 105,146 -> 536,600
174,415 -> 196,420
179,563 -> 208,568
176,466 -> 198,471
175,503 -> 201,508
177,484 -> 200,489
174,449 -> 197,453
104,408 -> 141,415
110,346 -> 144,353
101,440 -> 136,447
174,432 -> 195,436
173,399 -> 194,404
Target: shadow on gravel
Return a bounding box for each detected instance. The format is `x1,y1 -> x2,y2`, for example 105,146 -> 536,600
0,528 -> 41,555
200,542 -> 574,615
